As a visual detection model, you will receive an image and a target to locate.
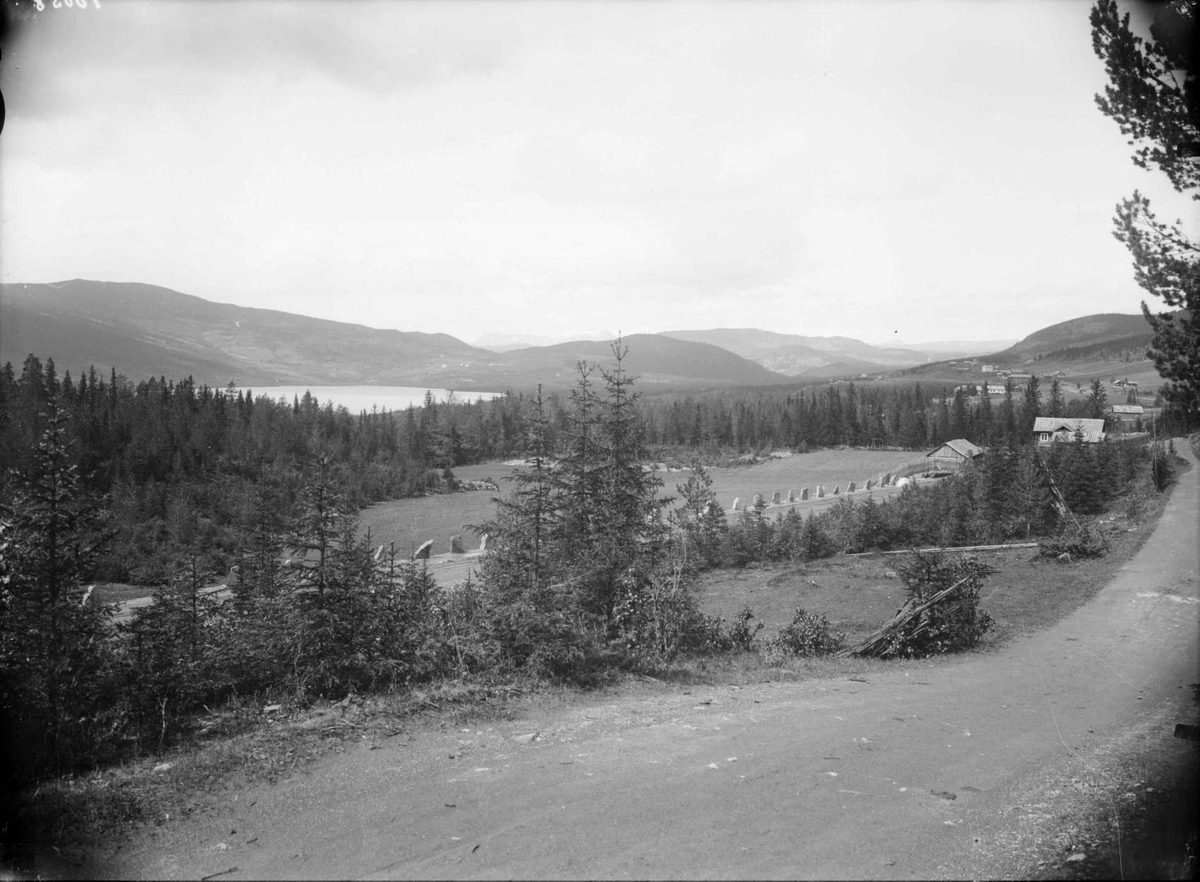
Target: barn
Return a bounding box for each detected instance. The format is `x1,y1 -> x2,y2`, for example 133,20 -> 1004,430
925,438 -> 984,470
1106,404 -> 1144,426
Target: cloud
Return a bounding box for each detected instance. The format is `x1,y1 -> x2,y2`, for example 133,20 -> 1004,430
1,1 -> 518,121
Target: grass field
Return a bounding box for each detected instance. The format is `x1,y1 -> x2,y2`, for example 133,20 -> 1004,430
361,448 -> 925,555
676,448 -> 922,510
357,461 -> 508,556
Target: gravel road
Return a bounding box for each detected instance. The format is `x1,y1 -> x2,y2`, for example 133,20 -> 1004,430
89,442 -> 1200,880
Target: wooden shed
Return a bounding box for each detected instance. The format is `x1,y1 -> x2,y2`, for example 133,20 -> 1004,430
925,439 -> 983,470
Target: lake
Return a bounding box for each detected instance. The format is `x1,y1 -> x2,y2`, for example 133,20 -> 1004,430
227,385 -> 504,412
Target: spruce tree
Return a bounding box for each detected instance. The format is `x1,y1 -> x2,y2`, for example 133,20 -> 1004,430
1020,375 -> 1042,438
588,339 -> 668,626
671,464 -> 727,569
1088,379 -> 1109,420
1049,377 -> 1066,418
0,395 -> 111,778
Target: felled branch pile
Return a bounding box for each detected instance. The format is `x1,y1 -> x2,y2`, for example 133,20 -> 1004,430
1038,521 -> 1109,560
835,576 -> 971,659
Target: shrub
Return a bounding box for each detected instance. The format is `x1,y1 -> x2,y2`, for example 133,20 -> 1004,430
612,565 -> 728,658
724,606 -> 764,652
1038,522 -> 1109,560
768,607 -> 844,657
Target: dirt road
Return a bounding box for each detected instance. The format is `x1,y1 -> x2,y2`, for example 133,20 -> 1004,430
92,444 -> 1199,880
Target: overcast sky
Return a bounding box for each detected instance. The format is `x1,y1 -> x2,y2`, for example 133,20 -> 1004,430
1,0 -> 1194,346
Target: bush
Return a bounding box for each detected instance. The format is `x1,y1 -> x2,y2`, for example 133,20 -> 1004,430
724,606 -> 764,652
1038,522 -> 1109,560
768,607 -> 844,657
612,565 -> 730,658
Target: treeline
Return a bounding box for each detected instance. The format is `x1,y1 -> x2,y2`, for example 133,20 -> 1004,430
2,352 -> 1133,584
635,374 -> 1146,454
709,437 -> 1157,570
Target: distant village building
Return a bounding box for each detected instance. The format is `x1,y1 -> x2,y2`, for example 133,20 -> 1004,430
1007,372 -> 1033,383
981,364 -> 995,373
926,438 -> 984,470
1033,417 -> 1106,444
986,383 -> 1006,395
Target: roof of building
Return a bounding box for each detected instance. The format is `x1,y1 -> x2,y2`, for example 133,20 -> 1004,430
1108,404 -> 1144,414
926,438 -> 983,459
1033,417 -> 1105,432
1032,417 -> 1106,441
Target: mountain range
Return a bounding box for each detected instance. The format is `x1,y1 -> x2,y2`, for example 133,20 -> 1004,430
0,281 -> 780,390
0,280 -> 1154,392
657,328 -> 1009,378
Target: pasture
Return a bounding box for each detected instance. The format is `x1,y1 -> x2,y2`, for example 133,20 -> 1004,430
357,462 -> 505,557
674,447 -> 922,511
358,448 -> 923,558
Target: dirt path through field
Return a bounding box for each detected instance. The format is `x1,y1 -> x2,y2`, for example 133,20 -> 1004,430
89,444 -> 1199,880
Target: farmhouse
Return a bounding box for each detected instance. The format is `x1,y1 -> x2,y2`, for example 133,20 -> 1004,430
986,383 -> 1006,395
926,438 -> 983,470
1033,417 -> 1106,444
1106,404 -> 1144,426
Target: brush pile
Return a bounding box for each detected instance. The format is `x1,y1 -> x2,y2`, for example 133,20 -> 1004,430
837,552 -> 994,659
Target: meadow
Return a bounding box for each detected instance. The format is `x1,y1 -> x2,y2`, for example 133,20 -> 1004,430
357,448 -> 924,558
690,447 -> 923,509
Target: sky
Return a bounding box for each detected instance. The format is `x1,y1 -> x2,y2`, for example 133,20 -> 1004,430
1,0 -> 1195,347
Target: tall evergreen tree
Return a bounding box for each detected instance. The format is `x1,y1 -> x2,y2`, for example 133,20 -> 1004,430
0,395 -> 111,780
1088,378 -> 1109,419
1049,376 -> 1066,417
1091,0 -> 1199,418
1020,374 -> 1042,438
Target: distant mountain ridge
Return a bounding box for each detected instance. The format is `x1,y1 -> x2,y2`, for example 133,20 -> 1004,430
0,281 -> 788,391
1,281 -> 1161,392
989,313 -> 1153,360
658,328 -> 998,378
1,280 -> 488,387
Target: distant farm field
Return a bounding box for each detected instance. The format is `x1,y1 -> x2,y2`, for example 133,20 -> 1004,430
683,448 -> 922,511
359,449 -> 924,556
357,462 -> 505,557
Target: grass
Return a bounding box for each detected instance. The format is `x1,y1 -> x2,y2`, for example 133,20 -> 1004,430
694,557 -> 908,646
358,490 -> 497,558
678,447 -> 922,510
361,448 -> 925,558
90,583 -> 158,605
